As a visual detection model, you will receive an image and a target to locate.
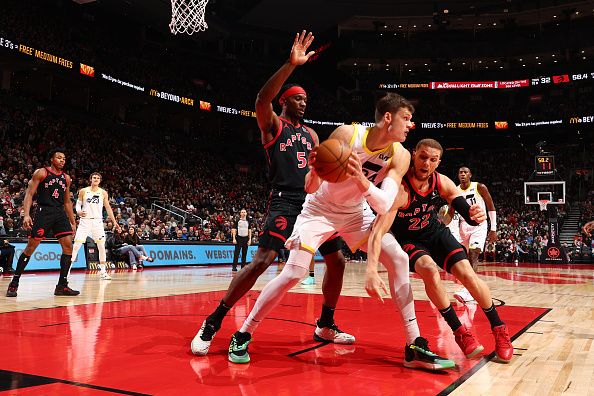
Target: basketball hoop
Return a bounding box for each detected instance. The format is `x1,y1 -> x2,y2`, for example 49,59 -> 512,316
538,199 -> 549,211
169,0 -> 209,35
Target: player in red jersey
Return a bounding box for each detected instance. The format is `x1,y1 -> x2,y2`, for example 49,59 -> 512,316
6,148 -> 80,297
191,31 -> 351,356
367,139 -> 514,363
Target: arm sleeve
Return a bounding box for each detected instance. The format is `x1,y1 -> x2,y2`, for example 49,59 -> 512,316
75,200 -> 83,213
362,177 -> 398,215
451,196 -> 479,226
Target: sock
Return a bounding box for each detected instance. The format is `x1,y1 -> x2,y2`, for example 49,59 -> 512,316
378,234 -> 421,345
482,304 -> 504,328
58,254 -> 72,285
309,270 -> 314,278
12,253 -> 31,282
318,304 -> 336,328
439,305 -> 462,332
207,300 -> 232,329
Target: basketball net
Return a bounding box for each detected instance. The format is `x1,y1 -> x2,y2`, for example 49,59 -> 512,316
169,0 -> 209,35
538,199 -> 549,211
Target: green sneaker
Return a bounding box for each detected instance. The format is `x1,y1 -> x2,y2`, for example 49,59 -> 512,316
404,337 -> 455,371
228,332 -> 251,364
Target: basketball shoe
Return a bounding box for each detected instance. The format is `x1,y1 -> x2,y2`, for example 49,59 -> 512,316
6,281 -> 18,297
453,324 -> 484,358
404,337 -> 455,371
493,324 -> 514,363
301,276 -> 315,285
54,283 -> 80,296
453,288 -> 476,304
99,271 -> 112,280
191,319 -> 218,356
314,321 -> 356,344
228,332 -> 251,364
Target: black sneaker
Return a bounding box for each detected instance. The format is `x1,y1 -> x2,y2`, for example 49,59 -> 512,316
404,337 -> 455,371
228,331 -> 251,364
232,266 -> 238,272
6,281 -> 18,297
54,283 -> 80,296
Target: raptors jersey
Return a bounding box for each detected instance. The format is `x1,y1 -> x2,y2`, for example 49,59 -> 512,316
313,124 -> 399,210
457,182 -> 486,226
80,187 -> 105,219
264,117 -> 315,190
390,171 -> 444,239
37,167 -> 68,207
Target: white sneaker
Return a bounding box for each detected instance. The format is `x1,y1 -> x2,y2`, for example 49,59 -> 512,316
314,323 -> 356,344
191,320 -> 217,356
99,272 -> 112,280
132,264 -> 137,270
301,276 -> 315,285
454,288 -> 476,304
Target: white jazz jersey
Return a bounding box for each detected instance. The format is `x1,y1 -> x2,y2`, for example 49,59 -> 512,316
74,187 -> 106,243
457,181 -> 488,250
286,125 -> 400,256
312,124 -> 399,212
447,212 -> 461,241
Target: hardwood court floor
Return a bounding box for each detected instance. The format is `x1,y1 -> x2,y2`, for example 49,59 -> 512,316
0,261 -> 593,395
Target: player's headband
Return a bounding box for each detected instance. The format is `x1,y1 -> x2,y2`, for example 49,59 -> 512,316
279,86 -> 306,105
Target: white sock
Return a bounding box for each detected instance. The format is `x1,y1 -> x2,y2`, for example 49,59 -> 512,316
378,233 -> 420,345
240,250 -> 310,334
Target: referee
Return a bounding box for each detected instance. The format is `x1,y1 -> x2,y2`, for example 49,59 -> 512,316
232,209 -> 252,271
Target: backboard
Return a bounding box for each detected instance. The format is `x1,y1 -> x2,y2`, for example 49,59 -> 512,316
524,181 -> 565,206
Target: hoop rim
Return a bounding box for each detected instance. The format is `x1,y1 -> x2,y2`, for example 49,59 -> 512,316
538,199 -> 550,211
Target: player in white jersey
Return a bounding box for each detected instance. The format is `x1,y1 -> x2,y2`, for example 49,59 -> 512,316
71,173 -> 120,280
446,167 -> 497,303
227,93 -> 455,371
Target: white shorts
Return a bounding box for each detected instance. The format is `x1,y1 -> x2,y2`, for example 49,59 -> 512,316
74,218 -> 106,244
459,222 -> 488,252
285,197 -> 375,269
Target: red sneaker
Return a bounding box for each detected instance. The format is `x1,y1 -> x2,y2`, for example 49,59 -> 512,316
453,324 -> 484,358
493,324 -> 513,363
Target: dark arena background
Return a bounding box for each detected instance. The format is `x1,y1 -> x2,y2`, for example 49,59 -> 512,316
0,1 -> 593,395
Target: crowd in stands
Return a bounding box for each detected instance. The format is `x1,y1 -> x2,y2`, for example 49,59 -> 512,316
2,93 -> 592,264
0,97 -> 269,246
1,0 -> 593,263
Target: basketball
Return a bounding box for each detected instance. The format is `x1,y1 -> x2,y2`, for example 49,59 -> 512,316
312,139 -> 351,183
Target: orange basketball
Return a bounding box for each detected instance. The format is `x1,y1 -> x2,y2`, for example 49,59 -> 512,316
312,139 -> 351,183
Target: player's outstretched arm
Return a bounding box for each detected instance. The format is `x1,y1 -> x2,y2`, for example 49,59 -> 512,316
255,31 -> 315,145
365,189 -> 406,302
440,174 -> 486,225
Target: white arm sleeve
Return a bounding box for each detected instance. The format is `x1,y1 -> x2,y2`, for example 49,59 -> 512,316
75,200 -> 83,213
363,177 -> 399,215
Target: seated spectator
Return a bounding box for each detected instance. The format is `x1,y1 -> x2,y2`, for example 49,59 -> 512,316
124,227 -> 154,264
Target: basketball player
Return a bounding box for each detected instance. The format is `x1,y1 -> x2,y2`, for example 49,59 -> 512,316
226,93 -> 456,371
231,209 -> 251,271
366,139 -> 514,363
191,31 -> 352,356
6,148 -> 80,297
447,167 -> 498,304
71,172 -> 120,280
